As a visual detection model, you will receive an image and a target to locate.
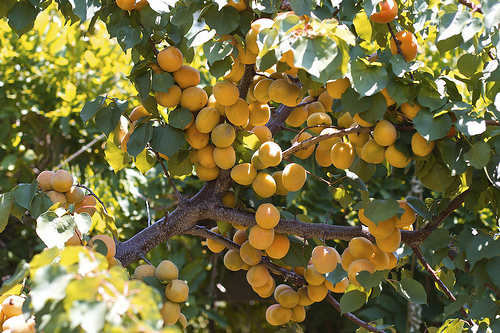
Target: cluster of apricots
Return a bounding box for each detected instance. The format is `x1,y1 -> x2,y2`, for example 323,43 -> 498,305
133,260 -> 189,329
36,169 -> 97,216
0,295 -> 35,333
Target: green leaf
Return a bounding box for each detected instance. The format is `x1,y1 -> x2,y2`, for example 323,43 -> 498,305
73,213 -> 92,235
134,149 -> 156,174
140,6 -> 169,30
419,159 -> 454,193
204,5 -> 240,35
104,138 -> 128,172
358,92 -> 387,125
466,230 -> 500,268
208,56 -> 234,79
30,195 -> 53,219
69,0 -> 101,23
357,270 -> 386,289
486,257 -> 500,288
342,88 -> 371,114
289,0 -> 316,16
15,181 -> 38,210
350,58 -> 388,96
95,105 -> 122,136
36,212 -> 76,249
454,115 -> 486,137
436,319 -> 464,332
440,139 -> 468,176
457,54 -> 483,77
167,151 -> 193,177
31,264 -> 73,312
280,236 -> 312,268
485,155 -> 500,190
340,290 -> 367,314
168,108 -> 193,130
7,2 -> 38,36
152,72 -> 174,93
149,125 -> 185,158
135,70 -> 152,101
325,263 -> 348,286
0,260 -> 29,295
69,300 -> 107,332
349,157 -> 376,183
0,191 -> 15,233
217,221 -> 232,235
396,278 -> 427,304
203,40 -> 233,66
364,199 -> 399,224
469,298 -> 499,320
80,95 -> 107,124
464,141 -> 490,169
127,122 -> 154,157
345,170 -> 368,192
412,109 -> 452,141
406,196 -> 432,221
436,11 -> 471,43
293,35 -> 338,79
416,85 -> 448,111
189,29 -> 217,48
332,186 -> 352,209
443,294 -> 468,318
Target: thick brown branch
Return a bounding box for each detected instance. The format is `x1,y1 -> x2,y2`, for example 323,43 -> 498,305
266,103 -> 296,136
238,65 -> 257,99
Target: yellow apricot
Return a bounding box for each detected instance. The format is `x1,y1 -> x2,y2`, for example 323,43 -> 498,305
253,274 -> 275,297
367,216 -> 397,239
385,144 -> 412,168
178,313 -> 188,330
213,80 -> 240,106
206,226 -> 225,253
116,0 -> 136,10
211,123 -> 236,148
380,87 -> 396,106
411,132 -> 435,157
401,102 -> 421,120
348,237 -> 374,260
297,286 -> 314,306
291,304 -> 306,322
213,146 -> 236,169
293,132 -> 315,159
207,94 -> 226,116
248,225 -> 275,250
282,163 -> 307,192
225,98 -> 250,126
65,228 -> 82,246
51,170 -> 74,193
157,46 -> 183,72
223,249 -> 245,271
197,144 -> 216,168
251,150 -> 269,170
195,163 -> 220,181
369,244 -> 390,271
37,170 -> 55,190
286,105 -> 308,127
165,279 -> 189,303
268,79 -> 291,103
272,171 -> 290,196
258,141 -> 282,167
2,295 -> 24,318
306,101 -> 326,116
173,65 -> 200,89
318,128 -> 341,152
266,304 -> 292,326
89,234 -> 116,260
325,277 -> 349,293
315,146 -> 333,167
331,142 -> 355,169
47,190 -> 67,205
274,284 -> 293,301
195,107 -> 220,133
311,245 -> 339,274
180,86 -> 208,112
341,248 -> 356,271
74,195 -> 97,216
160,301 -> 180,326
231,163 -> 257,185
246,264 -> 271,288
277,289 -> 300,308
185,125 -> 209,149
337,111 -> 355,128
129,105 -> 150,122
240,240 -> 262,266
304,264 -> 325,285
251,125 -> 272,143
326,77 -> 351,99
282,83 -> 301,107
376,228 -> 401,253
386,252 -> 398,269
252,172 -> 277,198
255,203 -> 280,229
348,131 -> 370,148
361,139 -> 386,164
248,101 -> 271,126
233,229 -> 247,245
246,18 -> 275,54
317,90 -> 335,112
65,186 -> 85,204
134,264 -> 156,279
348,259 -> 375,287
307,112 -> 332,134
253,79 -> 273,103
235,43 -> 257,64
265,233 -> 290,259
395,200 -> 416,228
156,260 -> 179,282
373,120 -> 397,147
307,282 -> 329,302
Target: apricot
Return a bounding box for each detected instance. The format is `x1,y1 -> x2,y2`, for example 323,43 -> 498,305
258,141 -> 282,167
2,295 -> 24,318
255,203 -> 280,229
385,144 -> 412,168
225,98 -> 250,126
291,304 -> 306,322
317,90 -> 335,112
268,79 -> 291,103
51,169 -> 74,193
222,191 -> 237,208
272,171 -> 290,196
373,120 -> 397,147
401,101 -> 421,120
248,225 -> 275,250
307,112 -> 333,134
286,105 -> 308,127
353,113 -> 374,127
157,46 -> 183,72
380,87 -> 396,106
282,163 -> 307,192
265,233 -> 290,259
89,234 -> 116,259
297,286 -> 314,306
326,77 -> 351,99
331,141 -> 356,169
367,216 -> 397,239
282,83 -> 301,107
211,123 -> 236,148
395,200 -> 416,227
235,43 -> 257,64
325,277 -> 349,293
207,94 -> 226,116
185,125 -> 209,149
370,0 -> 398,24
251,125 -> 273,143
318,128 -> 342,151
134,264 -> 156,279
213,80 -> 240,106
213,146 -> 236,170
341,248 -> 356,271
165,279 -> 189,303
160,301 -> 180,326
411,132 -> 435,156
308,282 -> 329,302
65,185 -> 85,204
376,228 -> 401,253
246,264 -> 271,288
390,31 -> 418,62
386,252 -> 398,269
156,260 -> 179,282
173,65 -> 200,89
311,245 -> 339,274
116,0 -> 136,10
315,146 -> 333,167
348,131 -> 370,148
74,195 -> 97,216
348,237 -> 374,260
277,289 -> 300,308
361,139 -> 386,164
37,170 -> 55,190
306,101 -> 326,116
253,275 -> 276,297
248,101 -> 271,126
230,163 -> 257,185
348,259 -> 375,287
195,107 -> 220,133
129,105 -> 150,122
369,244 -> 390,270
292,132 -> 315,159
304,264 -> 325,285
337,111 -> 355,128
47,190 -> 67,205
180,86 -> 208,112
253,79 -> 273,103
266,304 -> 292,326
197,144 -> 216,168
206,226 -> 225,253
240,240 -> 262,266
65,228 -> 82,246
245,18 -> 275,54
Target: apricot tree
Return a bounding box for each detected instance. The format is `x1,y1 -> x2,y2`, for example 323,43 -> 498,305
1,0 -> 500,332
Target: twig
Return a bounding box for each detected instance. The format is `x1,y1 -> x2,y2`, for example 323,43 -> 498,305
423,189 -> 470,231
55,133 -> 106,169
326,294 -> 387,333
411,246 -> 474,326
76,184 -> 109,214
386,23 -> 415,80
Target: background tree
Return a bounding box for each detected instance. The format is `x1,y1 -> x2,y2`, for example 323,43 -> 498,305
1,0 -> 500,332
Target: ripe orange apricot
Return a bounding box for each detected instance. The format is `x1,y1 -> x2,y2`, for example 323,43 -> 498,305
315,146 -> 333,167
248,101 -> 271,126
286,105 -> 308,127
304,264 -> 325,285
160,300 -> 180,325
231,162 -> 257,185
74,195 -> 97,216
265,233 -> 290,259
370,0 -> 398,24
65,185 -> 85,204
353,113 -> 374,127
341,248 -> 356,271
348,237 -> 374,260
293,132 -> 315,159
390,31 -> 418,62
116,0 -> 136,10
129,105 -> 150,122
307,112 -> 333,134
252,125 -> 273,143
277,289 -> 300,309
240,240 -> 262,266
247,264 -> 271,288
326,77 -> 351,99
395,200 -> 416,228
373,120 -> 397,147
156,260 -> 179,282
411,132 -> 435,156
37,170 -> 55,190
197,144 -> 217,168
291,304 -> 306,323
318,128 -> 342,152
306,101 -> 326,116
194,163 -> 220,181
272,171 -> 290,196
165,279 -> 189,303
248,225 -> 275,250
51,169 -> 74,193
401,101 -> 421,120
157,46 -> 183,72
307,282 -> 329,302
297,286 -> 314,306
282,163 -> 307,192
213,146 -> 236,170
253,275 -> 275,297
348,259 -> 375,287
311,245 -> 339,274
266,304 -> 292,326
361,139 -> 386,164
369,244 -> 390,270
180,86 -> 208,112
225,98 -> 250,126
134,264 -> 156,279
325,277 -> 349,293
156,84 -> 182,107
211,123 -> 236,148
206,226 -> 225,253
252,172 -> 277,198
385,144 -> 412,168
376,227 -> 401,253
256,203 -> 280,229
185,125 -> 209,150
173,65 -> 200,89
331,141 -> 355,169
47,190 -> 67,205
258,141 -> 282,167
195,107 -> 220,133
268,79 -> 291,103
213,80 -> 240,106
89,234 -> 116,259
